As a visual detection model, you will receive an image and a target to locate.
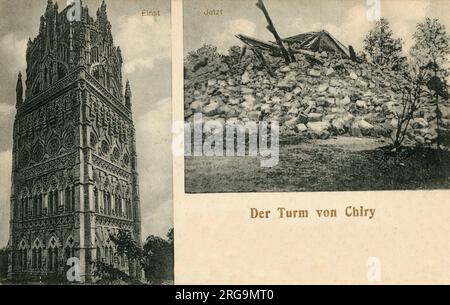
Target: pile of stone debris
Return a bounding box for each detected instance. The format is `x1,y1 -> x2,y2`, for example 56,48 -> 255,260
184,49 -> 450,145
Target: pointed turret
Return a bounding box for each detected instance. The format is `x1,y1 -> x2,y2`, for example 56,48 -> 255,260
117,46 -> 122,62
97,0 -> 111,34
39,16 -> 45,35
45,0 -> 55,15
97,0 -> 108,18
16,72 -> 23,108
125,80 -> 132,109
26,38 -> 32,56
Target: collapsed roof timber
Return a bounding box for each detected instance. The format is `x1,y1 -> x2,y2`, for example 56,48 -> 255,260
236,0 -> 356,61
286,30 -> 352,58
236,30 -> 353,59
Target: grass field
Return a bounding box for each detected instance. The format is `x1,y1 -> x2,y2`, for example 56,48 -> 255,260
185,137 -> 450,193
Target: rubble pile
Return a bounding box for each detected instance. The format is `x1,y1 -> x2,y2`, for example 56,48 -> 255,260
184,48 -> 450,145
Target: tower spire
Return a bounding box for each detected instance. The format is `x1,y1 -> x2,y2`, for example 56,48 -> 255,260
16,72 -> 23,108
125,80 -> 132,109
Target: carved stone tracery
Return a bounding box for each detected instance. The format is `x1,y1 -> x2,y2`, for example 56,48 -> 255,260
9,1 -> 141,282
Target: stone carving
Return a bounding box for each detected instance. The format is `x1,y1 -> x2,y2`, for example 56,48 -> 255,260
47,137 -> 61,156
8,0 -> 141,282
32,143 -> 44,163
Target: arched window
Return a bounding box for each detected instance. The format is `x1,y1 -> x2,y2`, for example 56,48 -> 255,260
38,194 -> 42,217
49,64 -> 54,85
20,249 -> 24,270
38,248 -> 42,269
24,197 -> 29,219
57,63 -> 67,80
103,192 -> 107,214
72,185 -> 76,211
22,249 -> 28,270
16,200 -> 20,219
92,47 -> 99,62
48,237 -> 59,271
33,196 -> 37,217
48,191 -> 53,215
48,248 -> 53,270
94,187 -> 99,212
115,195 -> 121,216
65,246 -> 71,262
93,65 -> 101,82
54,191 -> 59,214
96,246 -> 101,262
104,192 -> 111,215
106,192 -> 112,215
49,247 -> 59,271
65,187 -> 71,212
32,248 -> 37,269
54,247 -> 59,269
105,247 -> 109,264
18,249 -> 22,270
127,200 -> 132,220
111,248 -> 116,266
16,252 -> 21,271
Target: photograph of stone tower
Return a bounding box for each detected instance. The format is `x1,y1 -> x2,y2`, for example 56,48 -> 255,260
0,0 -> 173,284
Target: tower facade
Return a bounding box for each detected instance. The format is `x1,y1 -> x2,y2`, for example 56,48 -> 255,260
8,0 -> 141,282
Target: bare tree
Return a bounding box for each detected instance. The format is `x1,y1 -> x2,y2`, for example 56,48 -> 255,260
390,64 -> 428,148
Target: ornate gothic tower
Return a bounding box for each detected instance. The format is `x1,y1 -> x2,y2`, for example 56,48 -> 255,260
8,0 -> 141,282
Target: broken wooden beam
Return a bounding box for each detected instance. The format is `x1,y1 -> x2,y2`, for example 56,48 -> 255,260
250,46 -> 275,77
238,45 -> 247,64
256,0 -> 291,64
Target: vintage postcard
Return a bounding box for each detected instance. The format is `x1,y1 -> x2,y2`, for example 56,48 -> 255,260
1,0 -> 450,287
0,0 -> 173,284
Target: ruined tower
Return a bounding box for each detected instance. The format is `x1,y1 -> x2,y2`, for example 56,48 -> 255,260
8,0 -> 141,282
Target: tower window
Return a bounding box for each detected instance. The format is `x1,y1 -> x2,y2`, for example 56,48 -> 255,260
72,185 -> 76,211
54,191 -> 59,213
65,187 -> 71,212
32,248 -> 37,269
33,196 -> 37,217
48,191 -> 53,215
94,187 -> 99,212
38,248 -> 42,269
38,194 -> 42,217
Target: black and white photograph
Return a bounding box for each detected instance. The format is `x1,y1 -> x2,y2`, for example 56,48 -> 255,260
184,0 -> 450,193
0,0 -> 173,284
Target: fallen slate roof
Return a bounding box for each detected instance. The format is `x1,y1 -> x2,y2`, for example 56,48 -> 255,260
236,30 -> 350,58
